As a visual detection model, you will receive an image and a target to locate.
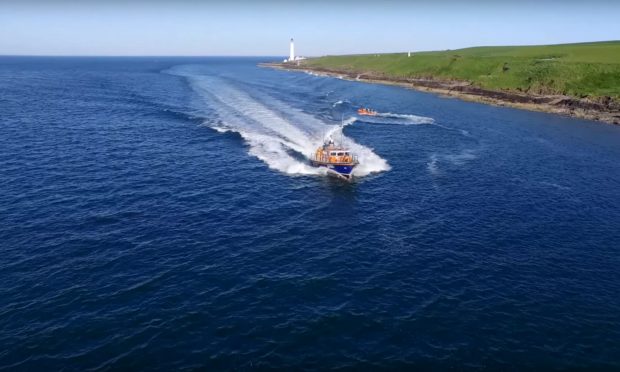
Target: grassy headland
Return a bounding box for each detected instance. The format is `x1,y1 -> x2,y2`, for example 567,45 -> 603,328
267,41 -> 620,123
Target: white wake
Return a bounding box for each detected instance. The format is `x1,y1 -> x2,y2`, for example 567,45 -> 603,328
355,112 -> 435,125
352,110 -> 469,136
167,66 -> 390,177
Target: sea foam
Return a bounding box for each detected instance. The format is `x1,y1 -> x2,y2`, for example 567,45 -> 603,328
167,66 -> 390,177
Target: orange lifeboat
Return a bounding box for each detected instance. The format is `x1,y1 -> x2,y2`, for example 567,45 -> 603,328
357,107 -> 378,116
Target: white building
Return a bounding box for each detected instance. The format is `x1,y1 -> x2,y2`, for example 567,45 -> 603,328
283,38 -> 306,63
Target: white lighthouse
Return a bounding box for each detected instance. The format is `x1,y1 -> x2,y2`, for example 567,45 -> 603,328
283,38 -> 305,63
289,38 -> 295,62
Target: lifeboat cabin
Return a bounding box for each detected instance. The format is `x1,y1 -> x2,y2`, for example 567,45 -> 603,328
310,140 -> 359,180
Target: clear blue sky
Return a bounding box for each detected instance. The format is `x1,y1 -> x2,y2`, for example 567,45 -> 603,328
1,0 -> 619,56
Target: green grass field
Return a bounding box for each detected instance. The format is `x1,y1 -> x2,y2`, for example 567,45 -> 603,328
303,41 -> 620,98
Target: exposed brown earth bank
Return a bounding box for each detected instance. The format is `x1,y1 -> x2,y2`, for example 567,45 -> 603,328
261,62 -> 620,125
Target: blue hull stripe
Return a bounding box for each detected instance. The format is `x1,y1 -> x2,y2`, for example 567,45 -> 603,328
311,162 -> 355,176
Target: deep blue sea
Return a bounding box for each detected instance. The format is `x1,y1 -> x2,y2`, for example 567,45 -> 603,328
1,56 -> 620,370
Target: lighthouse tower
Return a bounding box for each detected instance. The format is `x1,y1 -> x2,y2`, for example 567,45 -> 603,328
289,38 -> 295,62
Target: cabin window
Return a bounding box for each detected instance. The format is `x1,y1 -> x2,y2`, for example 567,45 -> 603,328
337,152 -> 344,156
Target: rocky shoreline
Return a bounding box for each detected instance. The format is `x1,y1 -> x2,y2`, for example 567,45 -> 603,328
261,62 -> 620,125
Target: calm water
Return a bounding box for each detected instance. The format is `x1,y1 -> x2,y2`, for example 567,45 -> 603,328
1,57 -> 620,370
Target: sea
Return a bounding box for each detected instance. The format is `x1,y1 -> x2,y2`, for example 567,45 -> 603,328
1,56 -> 620,370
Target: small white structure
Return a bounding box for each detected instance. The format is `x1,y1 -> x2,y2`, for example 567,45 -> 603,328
283,38 -> 306,63
408,51 -> 411,57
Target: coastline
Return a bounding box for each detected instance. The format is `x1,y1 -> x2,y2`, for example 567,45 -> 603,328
261,62 -> 620,125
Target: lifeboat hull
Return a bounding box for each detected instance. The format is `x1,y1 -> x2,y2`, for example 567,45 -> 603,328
310,161 -> 356,179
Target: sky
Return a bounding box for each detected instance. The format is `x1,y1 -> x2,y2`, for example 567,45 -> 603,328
1,0 -> 619,56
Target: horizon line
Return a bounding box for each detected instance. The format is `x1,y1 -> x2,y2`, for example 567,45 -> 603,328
0,54 -> 288,58
2,39 -> 618,58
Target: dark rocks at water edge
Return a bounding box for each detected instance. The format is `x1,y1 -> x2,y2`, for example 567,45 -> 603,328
262,63 -> 620,125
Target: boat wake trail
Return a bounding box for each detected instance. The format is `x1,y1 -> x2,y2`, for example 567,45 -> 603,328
333,100 -> 435,126
356,112 -> 435,125
345,106 -> 469,136
167,66 -> 389,177
377,112 -> 436,124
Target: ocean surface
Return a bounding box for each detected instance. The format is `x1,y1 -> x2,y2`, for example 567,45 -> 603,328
1,56 -> 620,370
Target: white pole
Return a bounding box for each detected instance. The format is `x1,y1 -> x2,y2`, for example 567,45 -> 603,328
289,38 -> 295,61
